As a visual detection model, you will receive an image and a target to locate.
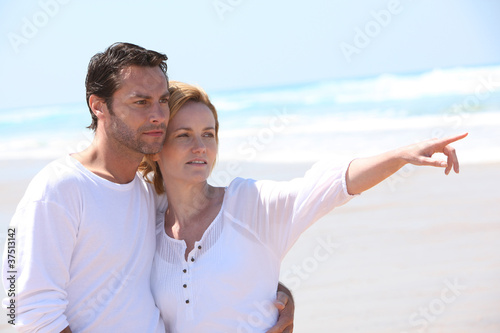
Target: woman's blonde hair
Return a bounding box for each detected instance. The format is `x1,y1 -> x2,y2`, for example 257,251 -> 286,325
139,81 -> 219,194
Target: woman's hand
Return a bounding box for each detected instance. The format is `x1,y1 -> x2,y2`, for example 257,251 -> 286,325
399,133 -> 468,175
346,133 -> 468,195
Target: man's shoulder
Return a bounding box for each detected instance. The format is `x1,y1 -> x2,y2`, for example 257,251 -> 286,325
34,155 -> 83,186
21,156 -> 83,200
7,156 -> 83,217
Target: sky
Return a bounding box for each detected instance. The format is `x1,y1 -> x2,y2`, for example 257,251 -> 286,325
0,0 -> 499,110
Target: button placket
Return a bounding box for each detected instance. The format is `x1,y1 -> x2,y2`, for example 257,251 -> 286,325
181,261 -> 190,306
182,259 -> 195,320
182,241 -> 202,316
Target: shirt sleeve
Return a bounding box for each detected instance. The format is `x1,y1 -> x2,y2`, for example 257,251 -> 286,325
2,199 -> 78,333
225,160 -> 356,260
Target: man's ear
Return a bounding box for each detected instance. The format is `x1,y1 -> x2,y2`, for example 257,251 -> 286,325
88,95 -> 107,121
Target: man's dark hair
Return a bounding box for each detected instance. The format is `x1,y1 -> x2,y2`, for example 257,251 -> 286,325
85,42 -> 168,131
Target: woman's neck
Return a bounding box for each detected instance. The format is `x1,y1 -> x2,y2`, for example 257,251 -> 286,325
164,180 -> 218,226
163,179 -> 224,259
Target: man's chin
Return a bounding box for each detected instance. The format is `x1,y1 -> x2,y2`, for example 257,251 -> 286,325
139,143 -> 163,155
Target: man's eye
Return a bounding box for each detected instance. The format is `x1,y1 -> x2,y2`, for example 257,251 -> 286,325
135,100 -> 147,105
160,98 -> 169,103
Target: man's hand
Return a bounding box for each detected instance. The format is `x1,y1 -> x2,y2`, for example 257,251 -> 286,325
266,283 -> 294,333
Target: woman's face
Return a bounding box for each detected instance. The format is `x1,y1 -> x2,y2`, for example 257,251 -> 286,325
158,101 -> 217,184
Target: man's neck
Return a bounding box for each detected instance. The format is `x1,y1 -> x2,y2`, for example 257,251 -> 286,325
71,135 -> 143,184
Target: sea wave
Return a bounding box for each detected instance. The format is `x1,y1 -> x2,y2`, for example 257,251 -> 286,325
1,66 -> 499,164
210,65 -> 500,113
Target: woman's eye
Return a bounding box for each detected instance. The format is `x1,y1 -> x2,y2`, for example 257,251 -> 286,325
135,100 -> 147,105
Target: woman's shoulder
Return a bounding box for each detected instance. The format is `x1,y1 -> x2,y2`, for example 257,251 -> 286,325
219,178 -> 261,212
223,177 -> 285,210
225,177 -> 260,195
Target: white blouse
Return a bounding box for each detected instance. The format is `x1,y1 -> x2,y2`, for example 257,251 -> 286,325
151,160 -> 355,333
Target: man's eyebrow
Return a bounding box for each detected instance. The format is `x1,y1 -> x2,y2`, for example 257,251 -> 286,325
128,92 -> 151,99
128,91 -> 170,99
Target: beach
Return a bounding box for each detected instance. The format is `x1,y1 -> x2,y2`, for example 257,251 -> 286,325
1,65 -> 499,332
1,159 -> 499,332
277,161 -> 500,332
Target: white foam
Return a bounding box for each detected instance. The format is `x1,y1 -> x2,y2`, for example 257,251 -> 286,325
210,66 -> 500,110
217,111 -> 500,165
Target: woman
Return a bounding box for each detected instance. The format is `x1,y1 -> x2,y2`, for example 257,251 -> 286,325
141,81 -> 466,332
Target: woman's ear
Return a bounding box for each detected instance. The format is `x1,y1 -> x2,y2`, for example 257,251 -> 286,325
149,153 -> 160,162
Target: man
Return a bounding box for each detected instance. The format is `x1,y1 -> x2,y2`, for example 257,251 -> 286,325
2,42 -> 293,332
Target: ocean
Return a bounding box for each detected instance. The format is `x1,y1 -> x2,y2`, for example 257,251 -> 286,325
1,65 -> 499,172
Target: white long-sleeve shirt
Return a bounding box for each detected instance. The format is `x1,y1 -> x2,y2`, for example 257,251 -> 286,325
151,160 -> 355,333
2,155 -> 164,333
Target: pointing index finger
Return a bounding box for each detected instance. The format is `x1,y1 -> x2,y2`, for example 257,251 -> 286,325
439,132 -> 468,146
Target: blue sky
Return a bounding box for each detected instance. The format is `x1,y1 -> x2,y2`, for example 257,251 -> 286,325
0,0 -> 499,110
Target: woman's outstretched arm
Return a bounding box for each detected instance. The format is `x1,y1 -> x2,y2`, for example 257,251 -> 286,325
346,133 -> 468,195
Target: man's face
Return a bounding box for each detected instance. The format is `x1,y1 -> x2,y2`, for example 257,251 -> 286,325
104,65 -> 170,155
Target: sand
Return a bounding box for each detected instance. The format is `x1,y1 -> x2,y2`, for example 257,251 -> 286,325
0,159 -> 499,332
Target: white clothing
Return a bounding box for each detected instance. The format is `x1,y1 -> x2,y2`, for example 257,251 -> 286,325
151,160 -> 355,333
1,155 -> 164,333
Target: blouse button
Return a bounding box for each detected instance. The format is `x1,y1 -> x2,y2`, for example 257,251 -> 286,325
182,269 -> 187,273
183,284 -> 187,288
185,300 -> 190,304
191,257 -> 195,262
198,245 -> 202,249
